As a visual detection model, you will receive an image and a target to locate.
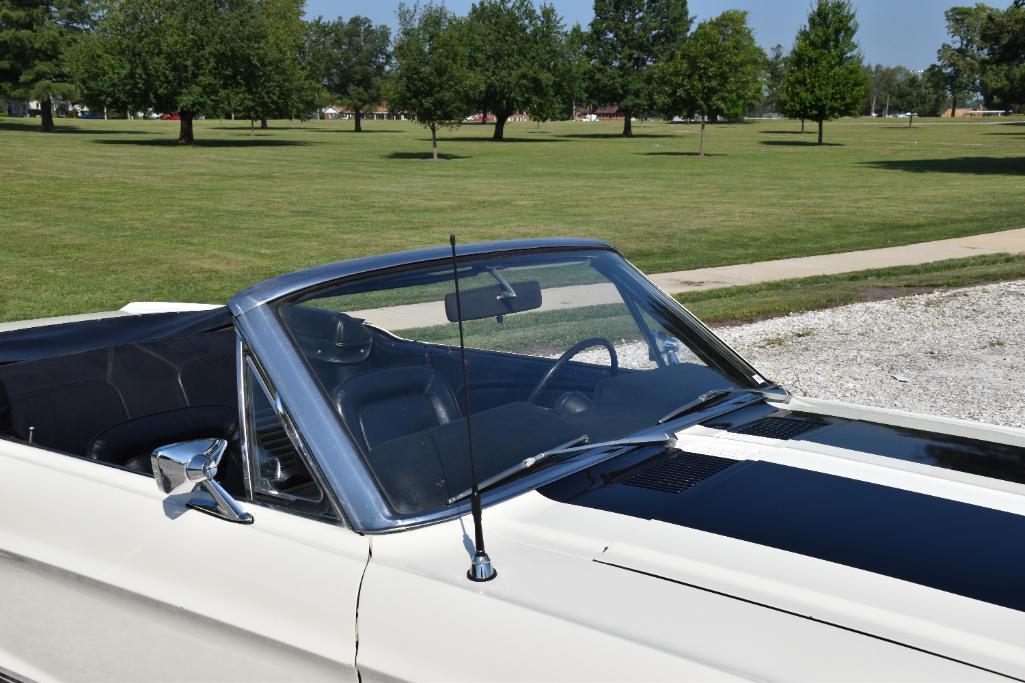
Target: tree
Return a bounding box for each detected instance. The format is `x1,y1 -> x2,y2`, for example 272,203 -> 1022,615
588,0 -> 690,137
982,0 -> 1025,110
655,10 -> 763,156
864,64 -> 906,116
72,0 -> 308,142
0,0 -> 95,132
764,44 -> 787,115
937,4 -> 993,115
310,15 -> 391,132
392,2 -> 476,159
225,0 -> 311,129
779,0 -> 868,144
468,0 -> 568,141
523,5 -> 575,127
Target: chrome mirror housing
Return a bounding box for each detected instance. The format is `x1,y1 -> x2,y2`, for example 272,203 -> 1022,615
151,439 -> 253,524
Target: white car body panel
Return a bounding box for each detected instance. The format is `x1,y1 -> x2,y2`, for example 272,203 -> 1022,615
359,493 -> 1003,682
0,438 -> 367,682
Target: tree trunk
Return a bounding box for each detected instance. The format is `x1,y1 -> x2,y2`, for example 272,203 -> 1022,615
800,119 -> 805,134
250,118 -> 255,135
817,119 -> 824,145
699,119 -> 706,157
950,93 -> 958,117
354,109 -> 362,132
431,125 -> 438,160
622,111 -> 633,137
40,98 -> 55,132
492,112 -> 509,141
908,113 -> 914,128
260,117 -> 268,130
178,112 -> 195,144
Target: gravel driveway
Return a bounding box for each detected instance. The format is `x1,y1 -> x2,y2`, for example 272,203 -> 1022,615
715,280 -> 1025,429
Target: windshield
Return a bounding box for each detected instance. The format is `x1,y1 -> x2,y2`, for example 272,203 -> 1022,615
279,248 -> 760,515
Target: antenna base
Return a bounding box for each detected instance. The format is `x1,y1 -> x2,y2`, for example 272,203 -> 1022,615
467,551 -> 497,582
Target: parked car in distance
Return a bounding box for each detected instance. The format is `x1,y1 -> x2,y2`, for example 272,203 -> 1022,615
158,113 -> 180,120
2,238 -> 1025,681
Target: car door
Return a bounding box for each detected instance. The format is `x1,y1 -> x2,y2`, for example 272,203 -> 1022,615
0,346 -> 369,682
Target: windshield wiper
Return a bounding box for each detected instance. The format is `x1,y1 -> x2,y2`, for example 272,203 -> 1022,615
446,432 -> 676,505
656,388 -> 789,425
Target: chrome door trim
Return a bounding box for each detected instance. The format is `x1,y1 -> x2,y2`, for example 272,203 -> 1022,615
236,327 -> 350,528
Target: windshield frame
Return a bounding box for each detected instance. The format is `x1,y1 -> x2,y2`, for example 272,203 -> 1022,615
230,241 -> 771,533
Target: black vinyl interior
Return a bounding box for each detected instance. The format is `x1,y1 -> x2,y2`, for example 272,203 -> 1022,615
0,329 -> 243,493
0,305 -> 734,513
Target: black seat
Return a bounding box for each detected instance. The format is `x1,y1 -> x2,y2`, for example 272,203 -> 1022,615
334,366 -> 460,453
87,405 -> 245,496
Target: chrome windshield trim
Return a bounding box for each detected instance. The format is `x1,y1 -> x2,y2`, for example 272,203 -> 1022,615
228,238 -> 614,315
229,240 -> 773,533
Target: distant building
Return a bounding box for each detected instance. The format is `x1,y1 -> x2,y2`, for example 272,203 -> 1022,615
3,99 -> 30,116
574,105 -> 622,121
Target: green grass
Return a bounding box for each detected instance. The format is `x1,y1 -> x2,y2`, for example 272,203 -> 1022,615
675,253 -> 1025,325
1,115 -> 1024,322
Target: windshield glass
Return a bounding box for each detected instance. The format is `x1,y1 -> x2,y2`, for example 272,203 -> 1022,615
279,248 -> 758,515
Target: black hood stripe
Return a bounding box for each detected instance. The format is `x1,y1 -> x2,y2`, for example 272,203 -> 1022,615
541,456 -> 1025,614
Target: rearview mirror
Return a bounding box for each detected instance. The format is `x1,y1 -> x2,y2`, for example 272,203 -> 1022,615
445,281 -> 542,322
151,439 -> 253,524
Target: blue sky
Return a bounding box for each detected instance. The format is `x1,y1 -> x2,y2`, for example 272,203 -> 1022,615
307,0 -> 1016,70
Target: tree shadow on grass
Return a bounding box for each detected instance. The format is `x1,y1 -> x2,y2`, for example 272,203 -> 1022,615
92,138 -> 312,147
385,151 -> 469,160
419,135 -> 564,143
863,156 -> 1025,175
0,120 -> 151,135
760,140 -> 844,147
557,132 -> 678,139
209,125 -> 403,134
638,151 -> 727,157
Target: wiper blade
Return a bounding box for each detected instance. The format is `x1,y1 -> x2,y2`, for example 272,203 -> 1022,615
657,388 -> 789,425
446,432 -> 676,505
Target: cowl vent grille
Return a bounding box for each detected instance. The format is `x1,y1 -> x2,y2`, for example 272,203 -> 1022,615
731,416 -> 823,440
622,451 -> 737,494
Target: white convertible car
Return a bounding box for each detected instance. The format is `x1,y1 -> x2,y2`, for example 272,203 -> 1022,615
2,238 -> 1025,682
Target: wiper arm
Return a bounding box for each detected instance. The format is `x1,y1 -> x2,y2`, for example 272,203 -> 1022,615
446,432 -> 676,506
657,388 -> 789,425
447,435 -> 588,506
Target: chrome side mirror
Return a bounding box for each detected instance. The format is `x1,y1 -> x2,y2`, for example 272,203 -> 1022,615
151,439 -> 253,524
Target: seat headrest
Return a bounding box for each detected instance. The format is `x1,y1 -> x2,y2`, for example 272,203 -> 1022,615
282,306 -> 373,364
334,366 -> 459,453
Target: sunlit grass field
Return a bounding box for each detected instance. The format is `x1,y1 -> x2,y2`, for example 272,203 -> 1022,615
1,114 -> 1023,322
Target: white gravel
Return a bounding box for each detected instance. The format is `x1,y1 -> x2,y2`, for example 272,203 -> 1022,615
715,280 -> 1025,429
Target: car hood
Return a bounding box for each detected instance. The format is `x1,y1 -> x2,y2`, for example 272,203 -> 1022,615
487,395 -> 1025,678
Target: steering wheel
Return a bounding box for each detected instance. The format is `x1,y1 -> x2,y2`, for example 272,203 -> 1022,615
527,338 -> 618,404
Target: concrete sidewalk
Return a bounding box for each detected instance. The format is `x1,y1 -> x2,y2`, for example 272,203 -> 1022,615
347,228 -> 1025,331
649,227 -> 1025,294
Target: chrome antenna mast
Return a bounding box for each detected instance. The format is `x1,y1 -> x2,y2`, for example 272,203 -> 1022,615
449,234 -> 497,582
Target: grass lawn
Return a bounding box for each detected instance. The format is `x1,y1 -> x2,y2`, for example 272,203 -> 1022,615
1,115 -> 1024,322
677,253 -> 1025,325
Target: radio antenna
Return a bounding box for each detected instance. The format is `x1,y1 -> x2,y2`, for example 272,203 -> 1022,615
449,234 -> 496,582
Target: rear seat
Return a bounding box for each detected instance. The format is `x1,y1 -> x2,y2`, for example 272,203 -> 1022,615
0,330 -> 236,457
